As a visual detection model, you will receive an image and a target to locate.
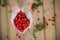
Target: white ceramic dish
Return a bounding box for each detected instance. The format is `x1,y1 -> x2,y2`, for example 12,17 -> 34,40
10,7 -> 33,34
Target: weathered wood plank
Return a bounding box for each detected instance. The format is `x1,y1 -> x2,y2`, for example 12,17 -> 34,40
1,6 -> 8,40
55,0 -> 60,40
0,6 -> 2,40
7,0 -> 22,40
6,6 -> 17,40
43,0 -> 56,40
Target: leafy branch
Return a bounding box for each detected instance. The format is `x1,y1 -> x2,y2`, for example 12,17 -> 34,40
31,0 -> 43,10
32,23 -> 45,39
0,0 -> 8,6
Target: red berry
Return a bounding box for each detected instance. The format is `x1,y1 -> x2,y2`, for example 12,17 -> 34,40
16,33 -> 18,36
46,23 -> 48,26
9,10 -> 12,13
13,10 -> 30,32
1,4 -> 5,7
54,13 -> 56,16
52,16 -> 55,19
37,18 -> 40,21
52,23 -> 55,25
16,25 -> 19,27
52,20 -> 55,22
49,19 -> 51,21
18,36 -> 21,38
43,17 -> 46,20
37,3 -> 40,6
18,14 -> 21,17
6,36 -> 8,38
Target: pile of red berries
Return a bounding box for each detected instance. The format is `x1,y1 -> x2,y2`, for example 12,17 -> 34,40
13,10 -> 30,32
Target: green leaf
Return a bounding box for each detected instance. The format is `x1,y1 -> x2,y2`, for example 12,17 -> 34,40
0,0 -> 2,4
39,2 -> 43,6
36,0 -> 41,3
36,0 -> 43,6
42,23 -> 45,28
4,0 -> 8,6
32,3 -> 38,9
38,28 -> 42,31
34,23 -> 38,28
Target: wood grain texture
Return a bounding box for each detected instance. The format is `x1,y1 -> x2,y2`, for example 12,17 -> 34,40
1,6 -> 8,40
43,0 -> 56,40
0,0 -> 60,40
55,0 -> 60,40
0,6 -> 2,40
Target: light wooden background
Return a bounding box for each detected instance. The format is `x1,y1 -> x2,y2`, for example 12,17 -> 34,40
0,0 -> 60,40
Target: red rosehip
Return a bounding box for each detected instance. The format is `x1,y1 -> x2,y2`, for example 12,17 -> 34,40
1,4 -> 5,7
13,10 -> 30,32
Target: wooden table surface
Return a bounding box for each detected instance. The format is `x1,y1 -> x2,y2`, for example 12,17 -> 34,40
0,0 -> 60,40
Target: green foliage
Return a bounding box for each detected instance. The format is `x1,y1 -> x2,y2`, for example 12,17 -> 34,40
0,0 -> 8,6
42,23 -> 45,28
38,28 -> 42,31
36,0 -> 41,3
32,3 -> 38,9
36,0 -> 43,6
4,0 -> 8,6
0,0 -> 2,4
34,23 -> 38,28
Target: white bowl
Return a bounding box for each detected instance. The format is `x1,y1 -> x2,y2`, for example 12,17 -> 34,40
10,7 -> 33,34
